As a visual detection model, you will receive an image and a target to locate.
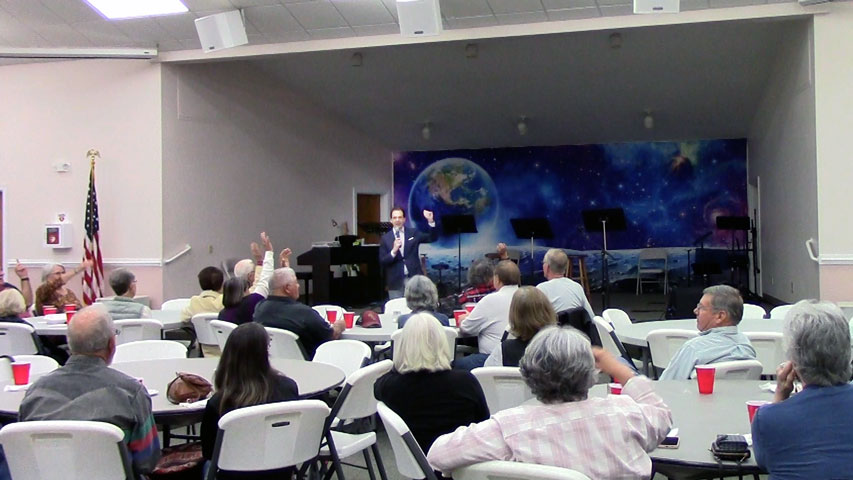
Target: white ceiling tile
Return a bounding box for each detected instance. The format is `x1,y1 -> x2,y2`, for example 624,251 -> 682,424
1,0 -> 64,25
181,0 -> 235,9
72,20 -> 134,45
154,13 -> 202,40
158,39 -> 186,51
332,0 -> 395,26
306,26 -> 356,39
494,11 -> 548,25
40,0 -> 104,23
264,30 -> 312,42
0,22 -> 50,47
544,0 -> 598,8
679,0 -> 710,10
378,0 -> 399,19
547,6 -> 601,20
709,0 -> 766,7
352,23 -> 400,36
487,0 -> 545,15
35,22 -> 95,47
286,1 -> 348,29
112,17 -> 177,43
597,0 -> 631,7
598,4 -> 633,15
445,15 -> 498,28
230,0 -> 283,6
441,0 -> 493,18
245,5 -> 303,35
766,0 -> 795,3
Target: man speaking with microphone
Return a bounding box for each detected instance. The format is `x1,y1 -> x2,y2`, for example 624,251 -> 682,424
379,207 -> 437,299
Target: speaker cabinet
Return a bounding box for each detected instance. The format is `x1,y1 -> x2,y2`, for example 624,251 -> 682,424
633,0 -> 679,14
194,10 -> 248,52
396,0 -> 442,37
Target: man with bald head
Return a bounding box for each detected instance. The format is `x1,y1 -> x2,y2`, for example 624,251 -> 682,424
19,306 -> 160,476
253,267 -> 345,358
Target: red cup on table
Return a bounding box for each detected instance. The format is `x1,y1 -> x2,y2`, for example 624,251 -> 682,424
11,362 -> 31,386
343,312 -> 355,329
608,383 -> 622,395
452,310 -> 466,327
65,310 -> 75,324
43,305 -> 58,315
695,365 -> 716,394
747,400 -> 771,423
326,309 -> 338,323
464,304 -> 475,314
64,304 -> 77,313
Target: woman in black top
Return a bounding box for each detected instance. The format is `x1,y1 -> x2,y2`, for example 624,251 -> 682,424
201,322 -> 298,479
375,313 -> 489,453
484,286 -> 557,367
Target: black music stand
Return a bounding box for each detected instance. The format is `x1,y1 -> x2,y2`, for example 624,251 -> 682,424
716,215 -> 752,292
688,232 -> 712,286
441,215 -> 477,291
582,208 -> 627,311
358,221 -> 393,239
509,218 -> 554,280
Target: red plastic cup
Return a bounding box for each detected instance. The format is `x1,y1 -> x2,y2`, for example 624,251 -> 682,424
343,312 -> 355,329
65,310 -> 75,324
43,305 -> 57,315
747,400 -> 771,423
453,310 -> 466,325
608,383 -> 622,395
326,310 -> 338,323
696,365 -> 716,394
64,304 -> 77,313
11,362 -> 31,386
464,304 -> 475,313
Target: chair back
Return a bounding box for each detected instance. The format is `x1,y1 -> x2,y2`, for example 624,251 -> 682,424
556,308 -> 601,347
602,308 -> 633,330
390,327 -> 456,361
265,327 -> 306,360
376,402 -> 438,480
313,340 -> 371,380
744,332 -> 785,376
0,323 -> 38,355
637,248 -> 669,294
453,460 -> 591,480
161,298 -> 191,311
191,313 -> 220,346
769,304 -> 793,319
471,367 -> 533,415
114,319 -> 162,344
742,304 -> 767,319
11,355 -> 59,377
209,320 -> 238,351
210,400 -> 330,475
0,356 -> 11,383
330,359 -> 393,422
113,340 -> 187,362
702,359 -> 764,380
312,305 -> 346,323
647,329 -> 699,370
0,420 -> 133,480
383,298 -> 411,316
592,317 -> 632,364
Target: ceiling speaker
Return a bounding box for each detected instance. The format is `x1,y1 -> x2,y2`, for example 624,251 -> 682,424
396,0 -> 442,37
633,0 -> 679,13
194,10 -> 248,52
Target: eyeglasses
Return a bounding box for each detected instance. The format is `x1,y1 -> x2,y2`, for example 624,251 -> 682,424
695,304 -> 716,312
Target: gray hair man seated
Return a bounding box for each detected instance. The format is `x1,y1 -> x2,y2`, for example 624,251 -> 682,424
101,268 -> 152,320
659,284 -> 756,380
19,305 -> 161,475
428,326 -> 671,478
752,300 -> 853,478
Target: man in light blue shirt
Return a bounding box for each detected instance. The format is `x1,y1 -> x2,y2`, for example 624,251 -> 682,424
659,285 -> 756,380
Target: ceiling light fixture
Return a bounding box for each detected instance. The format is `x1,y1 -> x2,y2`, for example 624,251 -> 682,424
643,110 -> 654,129
517,116 -> 528,136
422,122 -> 432,140
85,0 -> 188,20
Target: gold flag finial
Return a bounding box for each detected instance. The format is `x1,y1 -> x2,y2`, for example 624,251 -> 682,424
86,149 -> 100,167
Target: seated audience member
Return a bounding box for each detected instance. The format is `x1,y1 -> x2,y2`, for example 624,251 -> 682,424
0,262 -> 33,310
752,301 -> 853,478
253,268 -> 345,358
537,248 -> 595,320
0,289 -> 45,354
201,322 -> 298,479
232,233 -> 287,294
375,314 -> 489,453
427,326 -> 672,479
101,268 -> 152,320
455,260 -> 521,370
457,259 -> 495,305
397,275 -> 449,329
484,287 -> 556,367
217,232 -> 278,325
19,306 -> 160,476
180,266 -> 224,322
34,260 -> 91,315
659,284 -> 756,380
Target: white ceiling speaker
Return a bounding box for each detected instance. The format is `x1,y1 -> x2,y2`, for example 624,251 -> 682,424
396,0 -> 442,37
194,10 -> 248,52
633,0 -> 679,14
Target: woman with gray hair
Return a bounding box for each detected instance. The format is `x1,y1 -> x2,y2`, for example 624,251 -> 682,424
375,313 -> 489,453
752,300 -> 853,478
428,326 -> 672,479
395,275 -> 449,329
34,260 -> 91,315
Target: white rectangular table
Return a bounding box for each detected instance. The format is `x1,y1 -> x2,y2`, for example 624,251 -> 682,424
25,309 -> 185,336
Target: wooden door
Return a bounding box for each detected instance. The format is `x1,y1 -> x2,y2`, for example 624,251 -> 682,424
357,194 -> 381,244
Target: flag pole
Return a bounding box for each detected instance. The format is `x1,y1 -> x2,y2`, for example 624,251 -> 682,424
82,149 -> 104,305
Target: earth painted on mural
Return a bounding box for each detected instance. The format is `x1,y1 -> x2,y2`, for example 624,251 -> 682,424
408,157 -> 499,242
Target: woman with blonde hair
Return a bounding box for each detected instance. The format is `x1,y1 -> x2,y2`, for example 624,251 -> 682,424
374,313 -> 489,452
484,286 -> 557,367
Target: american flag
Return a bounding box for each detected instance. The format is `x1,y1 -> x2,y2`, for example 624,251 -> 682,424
82,157 -> 104,304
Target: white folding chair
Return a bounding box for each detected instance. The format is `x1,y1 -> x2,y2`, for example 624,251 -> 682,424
647,329 -> 699,378
312,304 -> 346,323
320,360 -> 393,480
313,340 -> 371,380
636,248 -> 669,295
265,327 -> 306,360
191,313 -> 220,357
743,332 -> 785,377
161,298 -> 191,311
390,327 -> 456,361
376,402 -> 438,480
209,320 -> 238,351
592,317 -> 642,370
383,298 -> 411,316
453,460 -> 591,480
742,304 -> 767,319
602,308 -> 633,330
471,367 -> 534,415
11,355 -> 59,377
0,420 -> 133,480
114,319 -> 163,344
0,323 -> 39,355
206,400 -> 331,480
702,359 -> 764,380
769,304 -> 794,319
113,340 -> 187,362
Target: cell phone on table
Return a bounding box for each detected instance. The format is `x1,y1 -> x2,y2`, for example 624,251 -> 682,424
659,428 -> 679,449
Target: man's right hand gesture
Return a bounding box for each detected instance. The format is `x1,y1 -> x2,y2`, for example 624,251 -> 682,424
391,237 -> 403,255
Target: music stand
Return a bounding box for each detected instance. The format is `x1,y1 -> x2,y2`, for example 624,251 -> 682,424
441,215 -> 478,291
582,208 -> 627,311
358,221 -> 393,241
509,218 -> 554,280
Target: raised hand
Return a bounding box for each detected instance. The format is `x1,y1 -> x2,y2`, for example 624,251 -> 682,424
261,232 -> 273,252
250,242 -> 262,263
280,248 -> 293,268
14,262 -> 28,279
423,209 -> 434,223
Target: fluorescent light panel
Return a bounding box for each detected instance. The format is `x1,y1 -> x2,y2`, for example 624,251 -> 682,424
85,0 -> 188,20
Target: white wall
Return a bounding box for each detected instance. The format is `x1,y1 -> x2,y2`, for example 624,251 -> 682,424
747,20 -> 819,302
0,59 -> 164,303
160,61 -> 392,299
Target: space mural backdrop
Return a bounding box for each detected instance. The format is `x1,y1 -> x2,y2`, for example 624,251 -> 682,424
393,139 -> 748,290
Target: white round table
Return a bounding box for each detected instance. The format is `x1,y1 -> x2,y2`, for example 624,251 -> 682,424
339,314 -> 398,342
25,309 -> 185,336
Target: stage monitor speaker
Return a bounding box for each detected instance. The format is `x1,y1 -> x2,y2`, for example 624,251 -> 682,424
633,0 -> 679,13
195,10 -> 248,52
396,0 -> 442,37
716,215 -> 751,231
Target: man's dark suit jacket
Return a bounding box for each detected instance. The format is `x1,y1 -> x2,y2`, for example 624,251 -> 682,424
379,225 -> 438,291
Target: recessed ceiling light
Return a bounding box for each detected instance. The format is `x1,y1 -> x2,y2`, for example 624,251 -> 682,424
85,0 -> 188,20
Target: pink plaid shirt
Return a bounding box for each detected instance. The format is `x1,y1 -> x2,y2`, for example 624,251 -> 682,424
427,376 -> 671,479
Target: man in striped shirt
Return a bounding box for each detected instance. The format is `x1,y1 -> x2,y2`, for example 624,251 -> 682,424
19,305 -> 160,476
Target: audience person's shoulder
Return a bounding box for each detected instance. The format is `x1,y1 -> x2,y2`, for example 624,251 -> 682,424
273,373 -> 299,400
